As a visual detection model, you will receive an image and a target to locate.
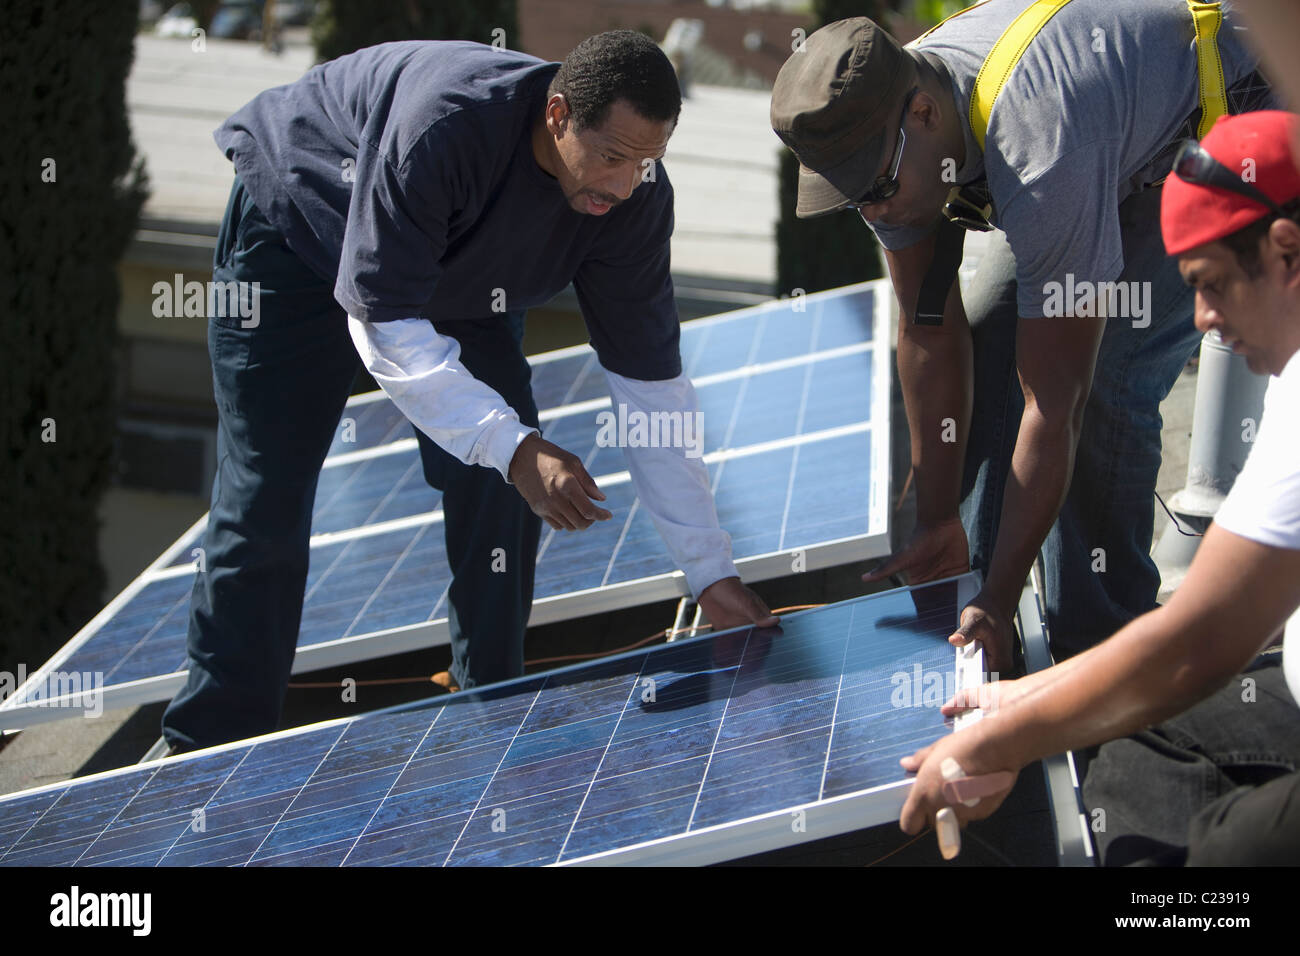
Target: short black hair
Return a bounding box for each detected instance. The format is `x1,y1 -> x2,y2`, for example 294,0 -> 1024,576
1219,197 -> 1300,277
548,30 -> 681,131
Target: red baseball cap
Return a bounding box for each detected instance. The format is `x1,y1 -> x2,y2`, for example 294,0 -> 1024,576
1162,110 -> 1300,256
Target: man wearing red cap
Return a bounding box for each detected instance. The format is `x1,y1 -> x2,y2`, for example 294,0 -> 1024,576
771,2 -> 1275,672
895,110 -> 1300,865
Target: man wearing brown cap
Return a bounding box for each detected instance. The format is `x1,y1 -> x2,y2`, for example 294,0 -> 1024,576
897,110 -> 1300,865
771,2 -> 1273,670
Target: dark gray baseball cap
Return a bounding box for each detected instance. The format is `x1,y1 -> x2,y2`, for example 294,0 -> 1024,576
771,18 -> 918,218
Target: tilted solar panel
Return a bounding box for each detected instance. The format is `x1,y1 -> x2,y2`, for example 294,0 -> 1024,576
0,575 -> 981,867
0,281 -> 893,729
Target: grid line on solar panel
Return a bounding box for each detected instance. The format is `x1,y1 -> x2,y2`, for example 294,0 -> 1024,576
0,282 -> 891,727
0,576 -> 977,867
553,653 -> 652,862
321,285 -> 879,461
137,348 -> 873,572
0,427 -> 882,718
682,627 -> 752,833
307,340 -> 874,485
438,681 -> 544,866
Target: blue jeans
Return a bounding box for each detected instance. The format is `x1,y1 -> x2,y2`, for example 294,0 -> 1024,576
959,184 -> 1203,659
1082,654 -> 1300,865
161,176 -> 540,751
417,315 -> 542,692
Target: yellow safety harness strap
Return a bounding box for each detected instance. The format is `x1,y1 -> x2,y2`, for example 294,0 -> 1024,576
1187,0 -> 1228,137
937,0 -> 1224,151
970,0 -> 1075,151
918,0 -> 1229,237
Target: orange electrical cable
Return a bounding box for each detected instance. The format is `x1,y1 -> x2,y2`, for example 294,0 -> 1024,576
864,827 -> 929,866
286,675 -> 445,689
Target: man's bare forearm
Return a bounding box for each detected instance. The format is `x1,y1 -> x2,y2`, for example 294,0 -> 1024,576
896,281 -> 973,525
965,608 -> 1211,770
982,405 -> 1077,611
980,528 -> 1300,768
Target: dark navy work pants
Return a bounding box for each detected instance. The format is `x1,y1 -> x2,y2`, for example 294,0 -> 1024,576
162,176 -> 540,751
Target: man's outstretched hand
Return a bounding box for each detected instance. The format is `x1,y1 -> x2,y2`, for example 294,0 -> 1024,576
862,517 -> 969,586
698,577 -> 780,632
696,577 -> 780,633
509,433 -> 612,531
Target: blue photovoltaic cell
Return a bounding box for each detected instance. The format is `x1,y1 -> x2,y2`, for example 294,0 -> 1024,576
197,344 -> 867,549
0,578 -> 962,867
159,289 -> 875,566
43,431 -> 872,691
320,290 -> 875,458
5,286 -> 882,715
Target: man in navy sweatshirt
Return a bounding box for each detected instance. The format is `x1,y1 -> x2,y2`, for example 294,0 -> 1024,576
163,31 -> 776,752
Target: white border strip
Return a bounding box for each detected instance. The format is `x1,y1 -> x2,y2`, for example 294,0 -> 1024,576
869,282 -> 894,540
321,438 -> 419,470
558,780 -> 915,866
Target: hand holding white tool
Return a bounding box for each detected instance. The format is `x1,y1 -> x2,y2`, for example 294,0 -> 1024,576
933,757 -> 1016,860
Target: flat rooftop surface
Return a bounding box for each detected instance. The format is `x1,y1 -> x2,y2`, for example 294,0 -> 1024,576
128,35 -> 779,286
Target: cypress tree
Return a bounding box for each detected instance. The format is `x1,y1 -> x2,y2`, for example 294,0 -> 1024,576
0,1 -> 148,672
311,0 -> 520,63
775,1 -> 889,296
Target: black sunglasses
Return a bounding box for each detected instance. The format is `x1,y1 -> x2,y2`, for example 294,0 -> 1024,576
1172,140 -> 1283,213
845,88 -> 919,210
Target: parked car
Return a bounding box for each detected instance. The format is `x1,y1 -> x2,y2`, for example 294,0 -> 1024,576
210,0 -> 265,40
274,0 -> 315,27
154,2 -> 198,37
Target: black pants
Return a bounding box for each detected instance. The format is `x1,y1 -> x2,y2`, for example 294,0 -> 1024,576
1082,654 -> 1300,865
162,176 -> 541,750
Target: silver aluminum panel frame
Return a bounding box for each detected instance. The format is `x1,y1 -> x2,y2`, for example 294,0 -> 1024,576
1017,575 -> 1096,867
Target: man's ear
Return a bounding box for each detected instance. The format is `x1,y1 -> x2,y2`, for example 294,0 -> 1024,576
546,94 -> 571,136
915,90 -> 940,132
1270,217 -> 1300,279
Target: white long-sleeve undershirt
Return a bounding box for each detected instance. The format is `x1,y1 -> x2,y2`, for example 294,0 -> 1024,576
347,315 -> 739,597
602,368 -> 738,598
347,315 -> 536,480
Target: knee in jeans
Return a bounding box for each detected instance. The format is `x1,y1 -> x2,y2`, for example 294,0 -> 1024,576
1186,814 -> 1265,865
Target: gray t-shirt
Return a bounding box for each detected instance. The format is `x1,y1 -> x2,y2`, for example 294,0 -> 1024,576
871,0 -> 1269,317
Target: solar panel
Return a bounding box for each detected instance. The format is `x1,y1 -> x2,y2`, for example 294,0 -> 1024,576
0,281 -> 893,729
0,574 -> 981,867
